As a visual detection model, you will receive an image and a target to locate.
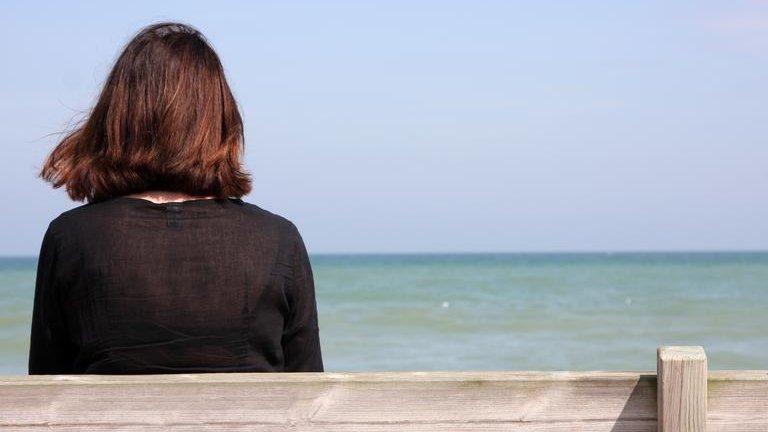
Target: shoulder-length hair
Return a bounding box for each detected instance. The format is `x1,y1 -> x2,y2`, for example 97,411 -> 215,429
41,22 -> 251,202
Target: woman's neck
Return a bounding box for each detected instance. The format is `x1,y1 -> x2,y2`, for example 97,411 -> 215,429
125,191 -> 216,204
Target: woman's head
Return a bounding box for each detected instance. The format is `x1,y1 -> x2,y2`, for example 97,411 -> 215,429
41,22 -> 251,202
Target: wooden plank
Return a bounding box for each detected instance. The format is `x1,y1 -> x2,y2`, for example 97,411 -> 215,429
657,346 -> 707,432
707,370 -> 768,432
2,365 -> 766,431
0,371 -> 657,431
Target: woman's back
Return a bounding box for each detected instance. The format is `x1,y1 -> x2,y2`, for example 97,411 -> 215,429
30,22 -> 323,374
29,197 -> 322,374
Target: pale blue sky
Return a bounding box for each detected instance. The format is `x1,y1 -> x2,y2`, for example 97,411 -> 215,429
1,1 -> 767,255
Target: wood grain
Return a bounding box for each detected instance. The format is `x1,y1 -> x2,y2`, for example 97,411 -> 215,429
708,370 -> 768,432
657,346 -> 707,432
0,357 -> 765,431
0,371 -> 656,431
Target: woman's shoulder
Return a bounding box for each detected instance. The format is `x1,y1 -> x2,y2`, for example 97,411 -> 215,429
234,199 -> 303,239
47,197 -> 303,239
45,200 -> 114,232
46,197 -> 141,230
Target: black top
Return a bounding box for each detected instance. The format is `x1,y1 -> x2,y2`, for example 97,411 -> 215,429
29,196 -> 323,374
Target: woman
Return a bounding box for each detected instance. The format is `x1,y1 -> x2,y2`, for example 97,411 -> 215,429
29,23 -> 323,374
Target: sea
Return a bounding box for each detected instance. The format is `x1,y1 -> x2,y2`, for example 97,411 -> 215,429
1,252 -> 766,374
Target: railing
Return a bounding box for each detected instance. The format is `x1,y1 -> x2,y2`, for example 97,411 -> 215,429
1,346 -> 766,431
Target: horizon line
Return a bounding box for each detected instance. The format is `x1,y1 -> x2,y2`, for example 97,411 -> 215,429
2,249 -> 768,259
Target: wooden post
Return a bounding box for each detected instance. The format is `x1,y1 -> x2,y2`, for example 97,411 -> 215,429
657,346 -> 707,432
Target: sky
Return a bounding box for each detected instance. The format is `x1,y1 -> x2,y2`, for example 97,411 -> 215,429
1,0 -> 767,255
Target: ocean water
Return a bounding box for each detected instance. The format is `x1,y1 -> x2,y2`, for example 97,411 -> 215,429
1,253 -> 766,374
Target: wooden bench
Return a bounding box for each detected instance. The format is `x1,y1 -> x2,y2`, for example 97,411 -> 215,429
1,346 -> 766,431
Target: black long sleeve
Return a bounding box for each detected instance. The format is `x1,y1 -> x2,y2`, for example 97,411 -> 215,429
28,197 -> 323,374
281,224 -> 323,371
29,223 -> 77,374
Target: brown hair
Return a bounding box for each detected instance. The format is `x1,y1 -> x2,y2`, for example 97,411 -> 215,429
40,22 -> 251,202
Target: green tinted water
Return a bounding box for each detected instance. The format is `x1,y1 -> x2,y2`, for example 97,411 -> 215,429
2,253 -> 766,374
